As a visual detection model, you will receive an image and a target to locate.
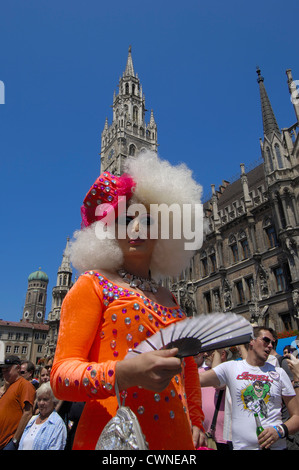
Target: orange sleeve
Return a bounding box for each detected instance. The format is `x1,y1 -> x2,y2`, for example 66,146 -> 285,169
21,380 -> 36,408
50,274 -> 117,402
184,356 -> 205,432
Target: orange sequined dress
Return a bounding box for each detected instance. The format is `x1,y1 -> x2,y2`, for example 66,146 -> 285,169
50,271 -> 204,450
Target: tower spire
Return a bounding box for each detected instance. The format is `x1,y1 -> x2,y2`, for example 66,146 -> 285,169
124,45 -> 135,77
58,237 -> 72,273
256,66 -> 280,139
45,239 -> 73,355
101,47 -> 158,174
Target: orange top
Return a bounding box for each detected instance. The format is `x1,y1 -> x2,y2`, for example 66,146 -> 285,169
50,271 -> 204,450
0,377 -> 36,449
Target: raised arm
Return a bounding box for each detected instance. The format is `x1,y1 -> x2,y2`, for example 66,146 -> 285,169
198,368 -> 221,388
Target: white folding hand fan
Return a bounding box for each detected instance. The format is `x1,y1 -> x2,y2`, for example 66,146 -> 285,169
125,312 -> 253,359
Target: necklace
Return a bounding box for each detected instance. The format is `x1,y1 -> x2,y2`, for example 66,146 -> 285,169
118,269 -> 159,293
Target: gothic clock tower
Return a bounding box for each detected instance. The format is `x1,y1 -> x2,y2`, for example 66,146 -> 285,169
100,46 -> 158,175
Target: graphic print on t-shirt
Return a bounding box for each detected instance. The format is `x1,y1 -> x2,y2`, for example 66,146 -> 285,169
214,360 -> 295,449
236,370 -> 280,419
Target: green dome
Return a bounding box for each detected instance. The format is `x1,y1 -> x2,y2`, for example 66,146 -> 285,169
28,268 -> 49,283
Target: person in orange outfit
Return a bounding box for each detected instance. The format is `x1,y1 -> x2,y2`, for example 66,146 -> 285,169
50,150 -> 206,450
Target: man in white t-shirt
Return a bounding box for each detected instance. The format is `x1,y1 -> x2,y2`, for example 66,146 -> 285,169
199,327 -> 299,450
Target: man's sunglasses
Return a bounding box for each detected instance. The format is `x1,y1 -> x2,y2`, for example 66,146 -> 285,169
259,336 -> 276,347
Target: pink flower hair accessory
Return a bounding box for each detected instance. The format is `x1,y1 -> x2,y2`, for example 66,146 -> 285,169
80,171 -> 136,228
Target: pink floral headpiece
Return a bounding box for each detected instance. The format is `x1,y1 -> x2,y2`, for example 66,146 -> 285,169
80,171 -> 136,228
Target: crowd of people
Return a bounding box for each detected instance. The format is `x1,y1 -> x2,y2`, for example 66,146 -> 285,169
0,355 -> 84,450
1,334 -> 299,451
1,151 -> 299,451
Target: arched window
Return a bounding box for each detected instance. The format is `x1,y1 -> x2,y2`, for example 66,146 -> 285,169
274,144 -> 283,169
200,251 -> 208,277
273,266 -> 287,292
266,147 -> 274,172
229,234 -> 239,263
209,248 -> 217,273
235,280 -> 245,304
129,144 -> 136,156
204,291 -> 212,313
125,83 -> 129,95
133,106 -> 138,122
263,217 -> 278,248
276,192 -> 287,229
239,230 -> 250,259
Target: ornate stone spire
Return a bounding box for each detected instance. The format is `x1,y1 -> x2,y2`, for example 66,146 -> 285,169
58,237 -> 72,274
124,45 -> 135,77
256,66 -> 280,138
45,238 -> 73,355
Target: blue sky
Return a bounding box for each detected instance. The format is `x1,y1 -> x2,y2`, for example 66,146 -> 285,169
0,0 -> 298,322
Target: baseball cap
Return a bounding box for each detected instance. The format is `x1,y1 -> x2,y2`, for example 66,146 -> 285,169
0,355 -> 21,368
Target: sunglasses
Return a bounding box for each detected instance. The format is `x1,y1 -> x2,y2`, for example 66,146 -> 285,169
258,336 -> 276,347
117,214 -> 155,227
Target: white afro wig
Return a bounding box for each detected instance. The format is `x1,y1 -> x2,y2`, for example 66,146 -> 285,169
69,150 -> 204,280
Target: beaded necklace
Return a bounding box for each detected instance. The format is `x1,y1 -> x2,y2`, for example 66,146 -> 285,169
117,269 -> 159,293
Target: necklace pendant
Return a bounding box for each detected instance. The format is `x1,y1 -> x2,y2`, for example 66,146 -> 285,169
117,269 -> 159,293
130,278 -> 141,288
140,280 -> 151,291
124,273 -> 133,283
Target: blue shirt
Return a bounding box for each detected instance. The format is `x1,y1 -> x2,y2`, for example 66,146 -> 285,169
18,410 -> 67,450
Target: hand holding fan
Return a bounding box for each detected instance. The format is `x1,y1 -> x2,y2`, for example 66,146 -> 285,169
125,312 -> 253,359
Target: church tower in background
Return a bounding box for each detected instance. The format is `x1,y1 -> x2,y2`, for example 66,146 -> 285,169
22,268 -> 49,323
45,238 -> 73,355
100,46 -> 158,175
